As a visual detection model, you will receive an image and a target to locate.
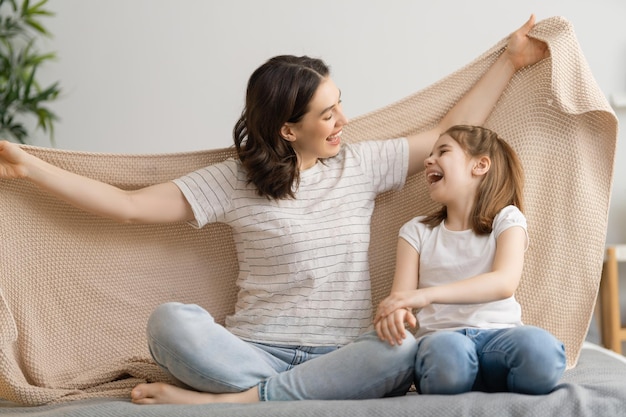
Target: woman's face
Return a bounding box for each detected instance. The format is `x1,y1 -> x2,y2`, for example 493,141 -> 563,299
283,77 -> 348,170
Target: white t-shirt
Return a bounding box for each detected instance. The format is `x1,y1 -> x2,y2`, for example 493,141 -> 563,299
173,138 -> 409,346
398,205 -> 528,338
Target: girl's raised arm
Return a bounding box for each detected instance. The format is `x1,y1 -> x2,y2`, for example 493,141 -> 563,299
405,14 -> 548,177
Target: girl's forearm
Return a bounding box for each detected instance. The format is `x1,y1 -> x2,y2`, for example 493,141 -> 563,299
421,272 -> 518,306
438,52 -> 516,131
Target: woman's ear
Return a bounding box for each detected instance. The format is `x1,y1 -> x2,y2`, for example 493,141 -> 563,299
472,156 -> 491,176
280,124 -> 296,142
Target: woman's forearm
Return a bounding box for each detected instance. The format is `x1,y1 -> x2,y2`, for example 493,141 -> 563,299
16,146 -> 192,224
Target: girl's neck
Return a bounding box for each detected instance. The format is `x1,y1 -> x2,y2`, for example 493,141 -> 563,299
443,203 -> 474,231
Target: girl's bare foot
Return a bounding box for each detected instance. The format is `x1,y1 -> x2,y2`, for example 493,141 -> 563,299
130,382 -> 259,405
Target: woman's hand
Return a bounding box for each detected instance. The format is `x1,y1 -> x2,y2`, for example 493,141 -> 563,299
374,289 -> 429,345
375,307 -> 417,346
0,140 -> 30,179
505,14 -> 549,71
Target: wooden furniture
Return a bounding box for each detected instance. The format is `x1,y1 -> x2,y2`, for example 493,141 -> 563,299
600,245 -> 626,354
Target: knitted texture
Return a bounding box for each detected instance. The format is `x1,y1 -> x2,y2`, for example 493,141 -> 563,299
0,16 -> 617,405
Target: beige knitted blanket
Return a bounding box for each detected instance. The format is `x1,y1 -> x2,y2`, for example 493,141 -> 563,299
0,17 -> 617,405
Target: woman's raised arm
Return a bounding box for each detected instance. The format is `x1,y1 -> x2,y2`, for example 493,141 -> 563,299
0,140 -> 194,224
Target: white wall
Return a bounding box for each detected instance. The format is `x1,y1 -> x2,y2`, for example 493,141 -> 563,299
33,0 -> 625,244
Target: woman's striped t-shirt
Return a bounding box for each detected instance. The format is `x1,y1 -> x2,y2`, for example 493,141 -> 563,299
172,138 -> 408,346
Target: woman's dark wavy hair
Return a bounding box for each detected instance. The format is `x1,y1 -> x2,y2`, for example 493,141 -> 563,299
233,55 -> 329,200
421,125 -> 525,235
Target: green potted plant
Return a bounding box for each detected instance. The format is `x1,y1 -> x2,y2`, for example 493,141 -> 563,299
0,0 -> 60,145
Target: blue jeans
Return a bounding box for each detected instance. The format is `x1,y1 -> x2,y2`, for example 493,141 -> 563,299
146,302 -> 417,401
415,326 -> 566,395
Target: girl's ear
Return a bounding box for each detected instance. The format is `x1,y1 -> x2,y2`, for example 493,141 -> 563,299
280,124 -> 296,142
472,156 -> 491,176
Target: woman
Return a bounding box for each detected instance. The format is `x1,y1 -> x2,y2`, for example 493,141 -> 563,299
0,15 -> 548,404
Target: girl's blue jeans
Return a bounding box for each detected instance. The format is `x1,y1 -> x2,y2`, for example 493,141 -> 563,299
145,302 -> 417,401
415,326 -> 566,395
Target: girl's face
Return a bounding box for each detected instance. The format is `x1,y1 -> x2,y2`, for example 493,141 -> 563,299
424,134 -> 482,205
282,77 -> 348,170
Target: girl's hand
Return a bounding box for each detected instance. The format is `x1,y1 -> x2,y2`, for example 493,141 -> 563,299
375,307 -> 417,346
375,290 -> 429,323
0,140 -> 29,179
505,14 -> 549,71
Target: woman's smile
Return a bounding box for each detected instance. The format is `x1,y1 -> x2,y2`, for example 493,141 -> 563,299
326,130 -> 343,146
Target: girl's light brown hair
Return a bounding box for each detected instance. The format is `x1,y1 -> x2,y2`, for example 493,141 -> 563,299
421,125 -> 524,235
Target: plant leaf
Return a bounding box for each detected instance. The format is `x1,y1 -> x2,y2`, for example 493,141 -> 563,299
24,17 -> 48,36
22,60 -> 36,98
28,0 -> 54,17
0,0 -> 60,145
20,0 -> 30,16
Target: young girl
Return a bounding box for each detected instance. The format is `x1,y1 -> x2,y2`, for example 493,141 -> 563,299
375,125 -> 566,395
0,17 -> 548,404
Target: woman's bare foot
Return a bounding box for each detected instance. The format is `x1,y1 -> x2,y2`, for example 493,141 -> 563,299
130,382 -> 260,405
